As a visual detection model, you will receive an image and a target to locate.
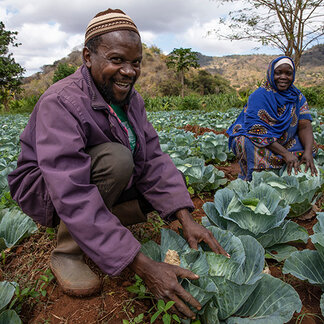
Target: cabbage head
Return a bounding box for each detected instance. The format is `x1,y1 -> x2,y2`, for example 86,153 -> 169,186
202,178 -> 308,261
251,164 -> 323,218
141,227 -> 301,323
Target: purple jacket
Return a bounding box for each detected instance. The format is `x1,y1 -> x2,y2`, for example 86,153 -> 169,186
8,65 -> 194,276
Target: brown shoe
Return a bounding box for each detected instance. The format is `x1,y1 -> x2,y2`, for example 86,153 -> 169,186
50,221 -> 101,297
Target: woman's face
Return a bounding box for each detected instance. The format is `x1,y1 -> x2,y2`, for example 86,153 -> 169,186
274,63 -> 294,91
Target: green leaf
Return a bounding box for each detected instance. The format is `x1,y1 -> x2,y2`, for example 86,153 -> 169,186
228,274 -> 301,324
150,309 -> 162,323
211,276 -> 258,320
164,301 -> 175,311
157,299 -> 165,311
162,313 -> 171,324
182,277 -> 217,310
140,241 -> 161,262
160,228 -> 190,260
241,198 -> 259,210
283,249 -> 324,288
0,309 -> 22,324
0,281 -> 17,311
256,220 -> 309,248
320,293 -> 324,317
265,244 -> 298,262
0,208 -> 37,249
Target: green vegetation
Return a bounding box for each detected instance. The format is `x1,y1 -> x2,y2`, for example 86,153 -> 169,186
283,212 -> 324,318
0,22 -> 25,112
166,48 -> 200,98
52,62 -> 77,84
1,105 -> 324,322
141,227 -> 302,323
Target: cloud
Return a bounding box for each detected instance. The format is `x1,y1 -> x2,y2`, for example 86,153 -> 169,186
0,0 -> 282,76
181,19 -> 260,56
12,22 -> 83,75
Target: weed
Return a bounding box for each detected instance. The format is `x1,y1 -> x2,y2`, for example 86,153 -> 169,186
150,300 -> 180,324
45,228 -> 56,240
295,311 -> 324,323
8,268 -> 54,312
1,250 -> 6,265
126,274 -> 152,299
148,214 -> 165,236
123,313 -> 144,324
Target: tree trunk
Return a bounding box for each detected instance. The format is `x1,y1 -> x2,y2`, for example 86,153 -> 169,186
180,70 -> 184,98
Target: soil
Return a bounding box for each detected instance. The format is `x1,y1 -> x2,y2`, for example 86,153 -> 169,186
1,125 -> 324,324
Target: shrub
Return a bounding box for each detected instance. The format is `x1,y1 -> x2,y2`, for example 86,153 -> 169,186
52,63 -> 77,84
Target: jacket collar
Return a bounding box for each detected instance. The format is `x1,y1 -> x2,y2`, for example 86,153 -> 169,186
81,64 -> 136,111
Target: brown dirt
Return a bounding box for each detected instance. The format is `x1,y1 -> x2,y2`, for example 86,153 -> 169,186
180,124 -> 229,138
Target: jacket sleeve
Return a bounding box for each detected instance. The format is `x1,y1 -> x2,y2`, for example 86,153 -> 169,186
35,93 -> 140,276
134,98 -> 194,220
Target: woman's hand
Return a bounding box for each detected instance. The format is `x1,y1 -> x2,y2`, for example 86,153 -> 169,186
129,252 -> 201,319
282,151 -> 300,175
300,150 -> 318,176
176,209 -> 229,257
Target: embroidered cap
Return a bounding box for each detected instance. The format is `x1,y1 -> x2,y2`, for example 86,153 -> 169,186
85,9 -> 140,44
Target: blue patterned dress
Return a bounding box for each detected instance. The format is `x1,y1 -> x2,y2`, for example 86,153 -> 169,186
227,56 -> 315,181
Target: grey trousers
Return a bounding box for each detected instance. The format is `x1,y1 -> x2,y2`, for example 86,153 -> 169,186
85,142 -> 153,226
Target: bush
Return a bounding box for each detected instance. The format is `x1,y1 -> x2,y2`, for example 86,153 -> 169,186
52,63 -> 77,84
144,93 -> 243,112
188,70 -> 234,95
299,86 -> 324,108
8,94 -> 41,114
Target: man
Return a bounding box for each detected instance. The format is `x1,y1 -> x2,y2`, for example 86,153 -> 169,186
8,9 -> 227,319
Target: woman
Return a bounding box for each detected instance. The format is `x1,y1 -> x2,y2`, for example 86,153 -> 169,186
227,56 -> 317,181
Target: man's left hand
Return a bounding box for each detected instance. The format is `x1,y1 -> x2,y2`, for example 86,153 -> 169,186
175,209 -> 229,257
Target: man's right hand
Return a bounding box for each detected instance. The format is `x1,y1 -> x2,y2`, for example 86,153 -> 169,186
128,252 -> 201,319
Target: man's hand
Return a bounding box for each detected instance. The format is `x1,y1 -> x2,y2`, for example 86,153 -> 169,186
176,209 -> 229,257
128,252 -> 201,319
299,150 -> 318,176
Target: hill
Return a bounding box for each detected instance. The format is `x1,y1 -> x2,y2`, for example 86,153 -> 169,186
198,44 -> 324,90
21,44 -> 324,98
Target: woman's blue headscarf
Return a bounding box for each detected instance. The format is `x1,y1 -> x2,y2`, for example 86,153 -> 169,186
227,55 -> 306,147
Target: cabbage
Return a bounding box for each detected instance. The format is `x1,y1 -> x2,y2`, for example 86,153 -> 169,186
252,165 -> 324,218
283,212 -> 324,317
141,227 -> 301,323
202,178 -> 309,261
172,157 -> 227,193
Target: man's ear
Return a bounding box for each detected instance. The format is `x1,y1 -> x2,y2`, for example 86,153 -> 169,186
83,47 -> 92,68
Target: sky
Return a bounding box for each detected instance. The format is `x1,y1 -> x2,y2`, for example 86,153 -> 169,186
1,0 -> 285,76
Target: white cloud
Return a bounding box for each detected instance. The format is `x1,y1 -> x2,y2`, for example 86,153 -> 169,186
0,0 -> 306,76
181,19 -> 260,56
140,31 -> 157,46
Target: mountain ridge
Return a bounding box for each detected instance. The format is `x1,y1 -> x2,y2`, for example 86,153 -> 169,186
22,44 -> 324,98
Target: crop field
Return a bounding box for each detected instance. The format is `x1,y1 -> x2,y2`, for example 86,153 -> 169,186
1,109 -> 324,324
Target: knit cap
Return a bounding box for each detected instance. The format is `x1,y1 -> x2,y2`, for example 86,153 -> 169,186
85,8 -> 139,44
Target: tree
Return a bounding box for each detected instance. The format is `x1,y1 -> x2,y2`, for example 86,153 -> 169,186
211,0 -> 324,68
0,22 -> 25,111
189,70 -> 234,95
165,48 -> 200,97
52,63 -> 77,84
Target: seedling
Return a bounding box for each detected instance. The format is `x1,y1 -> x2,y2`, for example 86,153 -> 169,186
150,300 -> 180,324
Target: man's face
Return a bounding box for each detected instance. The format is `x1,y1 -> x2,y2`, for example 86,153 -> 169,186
83,30 -> 142,105
274,63 -> 294,92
